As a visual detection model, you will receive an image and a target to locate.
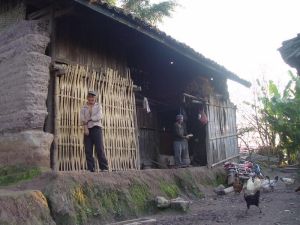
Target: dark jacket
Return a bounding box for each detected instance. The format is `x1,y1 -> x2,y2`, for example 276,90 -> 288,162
173,122 -> 187,141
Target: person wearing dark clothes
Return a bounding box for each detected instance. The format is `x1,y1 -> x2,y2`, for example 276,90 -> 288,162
80,91 -> 109,172
173,114 -> 191,167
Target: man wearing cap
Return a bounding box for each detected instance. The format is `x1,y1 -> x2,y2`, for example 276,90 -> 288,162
80,91 -> 109,172
173,114 -> 191,167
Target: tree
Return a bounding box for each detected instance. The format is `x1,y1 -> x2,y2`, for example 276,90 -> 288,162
90,0 -> 178,25
238,78 -> 277,161
120,0 -> 177,25
90,0 -> 117,5
239,71 -> 300,165
119,0 -> 177,25
260,71 -> 300,164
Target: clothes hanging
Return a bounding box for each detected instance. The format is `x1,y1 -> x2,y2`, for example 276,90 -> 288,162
143,97 -> 151,113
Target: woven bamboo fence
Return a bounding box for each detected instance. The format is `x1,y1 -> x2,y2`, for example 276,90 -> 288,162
206,95 -> 238,166
54,64 -> 139,171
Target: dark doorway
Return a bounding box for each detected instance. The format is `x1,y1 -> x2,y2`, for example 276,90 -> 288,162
185,103 -> 207,166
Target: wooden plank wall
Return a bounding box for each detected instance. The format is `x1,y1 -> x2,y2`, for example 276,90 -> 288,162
55,64 -> 139,171
136,107 -> 159,166
55,17 -> 127,76
206,95 -> 238,166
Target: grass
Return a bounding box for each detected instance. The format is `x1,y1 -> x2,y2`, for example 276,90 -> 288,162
129,182 -> 151,213
71,182 -> 153,225
174,173 -> 204,198
198,172 -> 227,188
159,181 -> 180,198
0,166 -> 42,186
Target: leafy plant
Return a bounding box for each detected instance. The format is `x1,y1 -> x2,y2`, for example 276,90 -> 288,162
259,71 -> 300,164
121,0 -> 178,25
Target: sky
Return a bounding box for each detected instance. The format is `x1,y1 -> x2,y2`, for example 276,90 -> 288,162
156,0 -> 300,106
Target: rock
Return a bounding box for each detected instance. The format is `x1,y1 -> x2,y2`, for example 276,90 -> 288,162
214,184 -> 226,195
0,190 -> 55,225
0,20 -> 51,134
0,130 -> 53,167
224,186 -> 234,194
155,196 -> 170,208
170,197 -> 191,212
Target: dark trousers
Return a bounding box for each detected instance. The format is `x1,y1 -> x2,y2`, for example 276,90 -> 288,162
84,126 -> 108,171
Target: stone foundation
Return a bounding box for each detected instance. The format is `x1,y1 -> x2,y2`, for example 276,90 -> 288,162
0,20 -> 52,167
0,130 -> 53,167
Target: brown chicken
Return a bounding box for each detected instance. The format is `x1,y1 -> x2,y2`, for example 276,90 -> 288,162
233,174 -> 243,193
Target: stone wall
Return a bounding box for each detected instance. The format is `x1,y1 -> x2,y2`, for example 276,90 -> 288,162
0,0 -> 25,32
0,20 -> 53,167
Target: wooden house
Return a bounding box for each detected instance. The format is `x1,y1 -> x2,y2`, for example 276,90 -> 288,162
0,0 -> 250,171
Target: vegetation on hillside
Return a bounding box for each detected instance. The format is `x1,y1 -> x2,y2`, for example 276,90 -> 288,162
239,71 -> 300,165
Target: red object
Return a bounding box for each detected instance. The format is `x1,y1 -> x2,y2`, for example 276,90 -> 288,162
200,110 -> 208,125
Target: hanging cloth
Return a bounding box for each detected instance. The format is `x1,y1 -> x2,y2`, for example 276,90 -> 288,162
143,97 -> 151,113
199,109 -> 208,125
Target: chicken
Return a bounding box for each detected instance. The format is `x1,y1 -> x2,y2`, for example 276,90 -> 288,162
244,177 -> 262,213
233,174 -> 243,193
295,186 -> 300,192
261,176 -> 279,192
280,177 -> 295,185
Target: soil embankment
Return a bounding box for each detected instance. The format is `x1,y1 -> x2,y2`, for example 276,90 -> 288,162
0,167 -> 225,225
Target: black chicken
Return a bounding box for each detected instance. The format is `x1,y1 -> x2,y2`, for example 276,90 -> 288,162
244,177 -> 262,213
244,190 -> 261,213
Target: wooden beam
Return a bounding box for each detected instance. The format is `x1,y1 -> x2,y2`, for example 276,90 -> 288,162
54,7 -> 74,18
210,154 -> 240,168
27,6 -> 52,19
50,5 -> 59,171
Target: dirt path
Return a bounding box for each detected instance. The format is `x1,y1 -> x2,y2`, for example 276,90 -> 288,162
153,167 -> 300,225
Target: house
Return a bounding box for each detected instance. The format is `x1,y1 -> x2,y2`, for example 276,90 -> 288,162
279,33 -> 300,74
0,0 -> 250,171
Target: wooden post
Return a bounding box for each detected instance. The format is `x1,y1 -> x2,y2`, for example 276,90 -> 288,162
50,5 -> 58,170
211,154 -> 240,168
206,97 -> 212,168
53,74 -> 60,171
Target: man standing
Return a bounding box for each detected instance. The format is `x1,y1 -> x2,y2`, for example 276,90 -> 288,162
173,114 -> 191,167
80,91 -> 109,172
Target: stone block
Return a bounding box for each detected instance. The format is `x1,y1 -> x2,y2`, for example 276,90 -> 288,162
0,130 -> 53,167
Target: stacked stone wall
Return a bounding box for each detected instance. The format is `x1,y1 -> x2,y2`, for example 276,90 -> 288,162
0,20 -> 53,167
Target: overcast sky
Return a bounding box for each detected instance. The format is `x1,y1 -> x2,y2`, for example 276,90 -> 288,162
157,0 -> 300,105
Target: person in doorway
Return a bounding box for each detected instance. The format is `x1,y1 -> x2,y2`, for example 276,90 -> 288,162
173,114 -> 192,168
80,91 -> 109,172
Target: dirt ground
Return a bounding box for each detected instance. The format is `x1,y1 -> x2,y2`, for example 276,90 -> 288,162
0,156 -> 299,225
153,168 -> 300,225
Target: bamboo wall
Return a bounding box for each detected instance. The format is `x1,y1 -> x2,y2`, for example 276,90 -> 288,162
55,64 -> 139,171
206,95 -> 238,166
